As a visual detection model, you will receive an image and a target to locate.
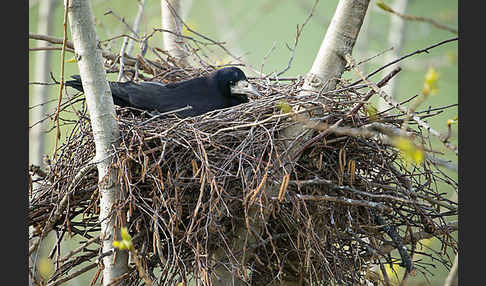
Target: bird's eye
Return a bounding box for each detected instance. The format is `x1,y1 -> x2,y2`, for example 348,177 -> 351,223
229,80 -> 234,85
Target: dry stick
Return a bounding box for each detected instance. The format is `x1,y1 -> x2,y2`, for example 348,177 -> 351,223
171,14 -> 263,76
345,54 -> 458,155
287,178 -> 421,207
29,163 -> 97,255
104,9 -> 142,82
57,235 -> 101,264
126,0 -> 145,56
292,194 -> 393,213
379,221 -> 458,254
117,0 -> 145,81
295,66 -> 402,159
53,0 -> 70,159
275,0 -> 319,77
128,248 -> 154,286
346,37 -> 458,88
212,107 -> 319,136
30,47 -> 75,53
29,33 -> 139,68
351,46 -> 394,70
46,262 -> 98,286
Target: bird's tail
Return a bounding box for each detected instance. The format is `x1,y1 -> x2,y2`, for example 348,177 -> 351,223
65,75 -> 84,92
65,75 -> 132,107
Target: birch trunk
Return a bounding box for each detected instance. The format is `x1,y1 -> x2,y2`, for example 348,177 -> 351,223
30,2 -> 56,284
161,0 -> 189,66
212,1 -> 371,285
30,0 -> 56,168
66,0 -> 128,284
282,0 -> 370,159
277,3 -> 370,283
117,0 -> 145,82
377,0 -> 409,112
301,0 -> 370,95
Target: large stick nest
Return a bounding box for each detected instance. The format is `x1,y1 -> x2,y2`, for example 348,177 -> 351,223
29,62 -> 457,285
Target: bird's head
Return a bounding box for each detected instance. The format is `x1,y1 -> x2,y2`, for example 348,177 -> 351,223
214,67 -> 261,104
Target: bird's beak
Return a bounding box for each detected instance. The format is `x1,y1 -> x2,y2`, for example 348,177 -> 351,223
231,80 -> 261,97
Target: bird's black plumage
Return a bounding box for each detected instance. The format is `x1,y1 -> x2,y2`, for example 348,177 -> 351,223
65,67 -> 259,118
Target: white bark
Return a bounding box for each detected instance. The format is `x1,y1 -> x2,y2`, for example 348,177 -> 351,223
30,0 -> 57,167
377,0 -> 409,112
66,0 -> 128,284
30,2 -> 57,284
118,0 -> 145,82
161,0 -> 189,65
301,0 -> 370,95
443,253 -> 458,286
219,1 -> 371,285
283,0 -> 371,159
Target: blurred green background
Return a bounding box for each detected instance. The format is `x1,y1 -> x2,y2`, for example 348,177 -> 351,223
29,0 -> 458,285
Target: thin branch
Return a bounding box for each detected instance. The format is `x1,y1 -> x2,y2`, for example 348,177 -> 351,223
378,1 -> 458,35
347,37 -> 458,87
291,194 -> 393,213
295,66 -> 402,158
275,0 -> 319,77
46,262 -> 99,286
345,54 -> 458,155
53,0 -> 70,159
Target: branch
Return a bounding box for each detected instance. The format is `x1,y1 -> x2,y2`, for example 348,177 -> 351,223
347,37 -> 458,87
443,253 -> 458,286
345,54 -> 458,155
378,1 -> 458,35
29,33 -> 139,68
291,194 -> 393,213
66,0 -> 128,284
275,0 -> 319,77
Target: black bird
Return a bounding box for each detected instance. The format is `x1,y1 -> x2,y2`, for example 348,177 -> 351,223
65,67 -> 260,118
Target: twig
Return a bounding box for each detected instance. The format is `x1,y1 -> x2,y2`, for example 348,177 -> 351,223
347,37 -> 458,87
379,221 -> 458,254
126,0 -> 145,56
46,262 -> 98,286
136,105 -> 193,126
275,0 -> 319,77
29,33 -> 139,68
345,54 -> 458,155
291,194 -> 393,213
104,8 -> 144,82
295,66 -> 402,158
57,236 -> 100,264
378,1 -> 458,35
53,0 -> 70,159
347,46 -> 394,71
30,46 -> 75,53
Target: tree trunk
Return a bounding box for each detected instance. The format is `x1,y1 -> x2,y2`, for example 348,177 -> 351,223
282,0 -> 371,164
30,0 -> 57,168
118,0 -> 145,82
30,1 -> 57,284
211,1 -> 371,285
66,0 -> 128,284
443,254 -> 458,286
301,0 -> 370,95
377,0 -> 408,112
161,0 -> 189,66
